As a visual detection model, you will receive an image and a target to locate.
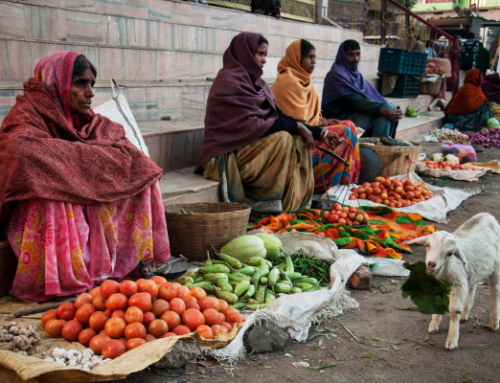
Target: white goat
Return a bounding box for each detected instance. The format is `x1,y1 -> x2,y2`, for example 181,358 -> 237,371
405,212 -> 500,351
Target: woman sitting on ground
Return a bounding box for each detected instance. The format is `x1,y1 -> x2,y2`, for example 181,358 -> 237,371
481,72 -> 500,105
196,33 -> 342,215
445,69 -> 494,131
271,39 -> 360,193
0,52 -> 170,302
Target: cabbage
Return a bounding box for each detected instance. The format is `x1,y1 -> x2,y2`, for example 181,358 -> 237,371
252,233 -> 283,260
431,153 -> 444,162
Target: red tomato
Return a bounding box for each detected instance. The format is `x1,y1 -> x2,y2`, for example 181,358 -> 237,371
89,312 -> 110,331
222,307 -> 238,317
103,309 -> 112,317
102,339 -> 126,360
176,286 -> 192,303
45,319 -> 67,337
327,214 -> 339,224
78,328 -> 97,347
158,282 -> 178,301
406,191 -> 415,200
172,325 -> 191,336
151,299 -> 170,318
169,298 -> 186,316
117,337 -> 127,346
124,322 -> 147,339
160,311 -> 181,329
211,325 -> 228,337
75,293 -> 93,309
145,334 -> 157,342
62,320 -> 84,342
185,296 -> 198,304
195,325 -> 214,340
186,302 -> 201,311
148,319 -> 169,337
41,309 -> 58,327
126,338 -> 147,351
128,292 -> 152,312
137,280 -> 159,299
125,306 -> 144,324
90,334 -> 111,355
143,312 -> 155,328
151,276 -> 167,286
182,308 -> 205,331
57,302 -> 76,321
89,287 -> 101,297
217,300 -> 228,313
220,322 -> 233,333
105,317 -> 127,339
202,308 -> 222,326
100,280 -> 121,298
111,310 -> 126,320
226,312 -> 245,324
120,280 -> 138,297
106,293 -> 128,311
92,295 -> 107,311
199,297 -> 219,312
161,332 -> 177,338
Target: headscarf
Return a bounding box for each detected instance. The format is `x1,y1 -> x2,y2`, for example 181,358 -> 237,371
321,41 -> 385,108
447,69 -> 487,115
196,32 -> 279,169
0,51 -> 162,224
481,72 -> 500,105
271,40 -> 321,125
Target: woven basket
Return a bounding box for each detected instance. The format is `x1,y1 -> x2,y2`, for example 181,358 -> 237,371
360,138 -> 421,177
420,77 -> 443,96
164,202 -> 251,262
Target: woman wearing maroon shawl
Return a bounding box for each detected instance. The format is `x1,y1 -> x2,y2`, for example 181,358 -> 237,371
481,72 -> 500,105
0,52 -> 170,302
197,33 -> 342,215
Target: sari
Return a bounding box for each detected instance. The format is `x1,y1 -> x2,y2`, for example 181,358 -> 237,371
0,51 -> 170,301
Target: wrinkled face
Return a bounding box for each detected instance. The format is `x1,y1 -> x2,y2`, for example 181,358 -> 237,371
70,68 -> 95,117
424,232 -> 458,274
300,49 -> 316,74
345,48 -> 361,67
255,43 -> 268,69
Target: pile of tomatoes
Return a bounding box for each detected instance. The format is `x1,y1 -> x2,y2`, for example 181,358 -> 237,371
423,161 -> 478,171
322,203 -> 370,226
349,176 -> 434,208
41,277 -> 244,360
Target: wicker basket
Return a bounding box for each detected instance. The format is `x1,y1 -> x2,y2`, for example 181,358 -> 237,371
360,138 -> 421,177
164,202 -> 251,262
420,77 -> 443,96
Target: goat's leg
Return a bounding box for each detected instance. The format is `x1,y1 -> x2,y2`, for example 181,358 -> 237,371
489,273 -> 500,331
445,285 -> 467,351
461,284 -> 477,322
428,314 -> 442,334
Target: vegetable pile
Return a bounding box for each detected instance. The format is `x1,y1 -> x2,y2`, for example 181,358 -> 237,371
461,128 -> 500,147
422,161 -> 478,171
43,347 -> 109,371
405,106 -> 419,118
322,203 -> 370,227
349,176 -> 434,208
41,278 -> 243,359
429,129 -> 469,144
0,322 -> 40,354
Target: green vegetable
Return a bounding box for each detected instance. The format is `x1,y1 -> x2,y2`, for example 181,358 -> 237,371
234,280 -> 251,297
265,290 -> 276,304
215,288 -> 238,304
218,253 -> 243,269
220,235 -> 267,263
284,255 -> 294,273
260,277 -> 268,285
290,287 -> 302,294
291,252 -> 331,285
247,257 -> 266,266
268,268 -> 280,290
278,279 -> 292,287
192,281 -> 214,288
295,282 -> 314,291
243,284 -> 256,299
252,267 -> 270,286
251,233 -> 283,260
244,303 -> 269,310
228,273 -> 251,283
193,277 -> 203,283
238,266 -> 256,276
203,273 -> 228,282
256,285 -> 266,303
309,363 -> 339,370
275,283 -> 291,294
200,264 -> 231,274
405,106 -> 419,118
300,277 -> 319,285
176,276 -> 194,285
230,302 -> 245,310
183,268 -> 199,278
216,279 -> 234,293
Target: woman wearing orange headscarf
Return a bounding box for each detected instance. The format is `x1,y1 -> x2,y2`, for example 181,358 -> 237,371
445,68 -> 494,131
272,39 -> 360,193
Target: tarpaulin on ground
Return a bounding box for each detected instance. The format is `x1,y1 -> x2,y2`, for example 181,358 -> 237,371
249,207 -> 436,260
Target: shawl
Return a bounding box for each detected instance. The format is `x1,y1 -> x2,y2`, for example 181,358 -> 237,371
196,32 -> 279,169
271,40 -> 321,125
0,51 -> 162,225
481,72 -> 500,105
447,69 -> 486,115
322,42 -> 385,108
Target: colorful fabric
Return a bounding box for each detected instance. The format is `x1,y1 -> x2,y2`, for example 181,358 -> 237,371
481,72 -> 500,105
196,33 -> 279,169
447,69 -> 487,115
8,183 -> 170,302
203,131 -> 313,214
250,206 -> 436,259
272,39 -> 321,126
0,51 -> 162,225
322,41 -> 386,109
312,121 -> 361,193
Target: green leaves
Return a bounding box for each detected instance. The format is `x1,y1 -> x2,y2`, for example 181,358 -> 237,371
401,262 -> 452,315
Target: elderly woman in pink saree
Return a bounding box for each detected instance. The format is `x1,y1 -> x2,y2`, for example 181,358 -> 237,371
0,52 -> 170,302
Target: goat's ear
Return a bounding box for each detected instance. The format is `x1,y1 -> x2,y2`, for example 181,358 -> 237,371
404,235 -> 431,246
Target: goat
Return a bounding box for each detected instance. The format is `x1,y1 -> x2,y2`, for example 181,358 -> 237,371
405,213 -> 500,351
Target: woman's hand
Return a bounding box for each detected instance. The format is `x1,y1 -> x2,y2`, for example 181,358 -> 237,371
319,118 -> 340,127
297,123 -> 315,149
323,130 -> 343,150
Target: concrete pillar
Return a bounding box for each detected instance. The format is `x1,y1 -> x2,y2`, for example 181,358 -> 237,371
315,0 -> 323,24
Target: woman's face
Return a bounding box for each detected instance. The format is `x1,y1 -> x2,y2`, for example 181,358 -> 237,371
300,49 -> 316,74
254,43 -> 268,69
70,68 -> 95,116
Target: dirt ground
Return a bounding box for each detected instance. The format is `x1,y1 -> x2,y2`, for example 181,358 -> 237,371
116,143 -> 500,383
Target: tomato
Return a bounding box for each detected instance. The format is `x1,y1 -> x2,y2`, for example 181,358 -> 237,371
57,302 -> 76,321
117,337 -> 127,346
105,317 -> 127,339
202,308 -> 222,326
99,329 -> 107,335
222,307 -> 239,317
169,298 -> 186,316
100,280 -> 121,298
93,295 -> 107,311
75,293 -> 93,309
185,296 -> 198,304
199,297 -> 219,312
78,328 -> 97,347
143,311 -> 155,328
103,309 -> 112,317
145,334 -> 157,342
125,306 -> 144,324
102,339 -> 126,360
182,308 -> 205,331
148,319 -> 169,337
218,312 -> 225,324
41,309 -> 58,327
124,322 -> 147,339
158,282 -> 178,301
89,312 -> 110,331
176,286 -> 192,303
160,311 -> 181,329
406,191 -> 415,200
62,320 -> 84,342
137,280 -> 159,299
151,299 -> 170,318
172,325 -> 191,336
106,293 -> 128,311
186,302 -> 201,311
211,325 -> 228,337
327,214 -> 339,224
119,280 -> 138,297
151,276 -> 167,286
161,332 -> 177,338
220,322 -> 233,333
195,325 -> 213,340
90,334 -> 112,355
226,312 -> 245,324
128,292 -> 152,312
126,338 -> 147,350
111,310 -> 126,320
45,319 -> 67,337
89,287 -> 101,297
